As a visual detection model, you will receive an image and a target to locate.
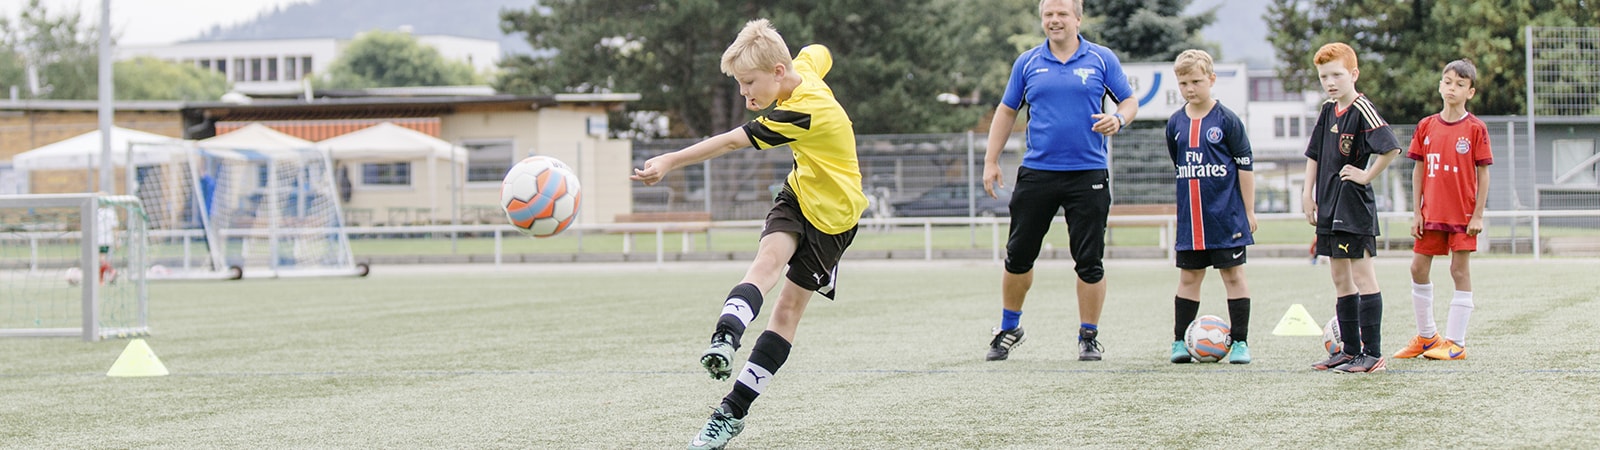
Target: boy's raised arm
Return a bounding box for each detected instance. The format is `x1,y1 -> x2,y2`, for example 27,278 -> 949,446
632,128 -> 751,186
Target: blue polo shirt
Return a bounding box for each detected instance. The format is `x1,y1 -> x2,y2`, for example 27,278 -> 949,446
1000,36 -> 1133,171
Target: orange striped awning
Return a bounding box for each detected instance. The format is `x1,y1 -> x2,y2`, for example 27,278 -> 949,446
215,117 -> 441,141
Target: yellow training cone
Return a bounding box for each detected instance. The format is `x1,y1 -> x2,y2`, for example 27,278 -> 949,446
107,338 -> 169,377
1271,303 -> 1323,336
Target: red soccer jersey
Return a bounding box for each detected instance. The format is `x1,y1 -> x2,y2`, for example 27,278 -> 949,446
1407,113 -> 1493,231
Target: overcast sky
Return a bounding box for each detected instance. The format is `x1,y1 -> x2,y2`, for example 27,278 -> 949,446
0,0 -> 313,45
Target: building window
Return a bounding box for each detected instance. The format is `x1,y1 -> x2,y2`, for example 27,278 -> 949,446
198,59 -> 211,70
362,162 -> 412,186
1249,77 -> 1305,102
284,57 -> 298,81
1274,116 -> 1286,138
249,58 -> 263,81
1552,139 -> 1598,186
266,58 -> 278,81
1289,116 -> 1302,137
216,59 -> 227,75
462,140 -> 516,183
301,56 -> 313,78
233,58 -> 247,81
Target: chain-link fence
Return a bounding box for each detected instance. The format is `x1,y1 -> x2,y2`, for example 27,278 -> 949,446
632,131 -> 1188,221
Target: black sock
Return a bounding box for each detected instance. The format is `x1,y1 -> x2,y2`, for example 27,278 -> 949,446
1227,297 -> 1251,343
1336,294 -> 1360,355
714,283 -> 763,348
1174,296 -> 1200,341
1358,292 -> 1384,357
721,330 -> 791,419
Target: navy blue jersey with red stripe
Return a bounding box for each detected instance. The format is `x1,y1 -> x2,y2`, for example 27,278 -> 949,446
1164,102 -> 1254,251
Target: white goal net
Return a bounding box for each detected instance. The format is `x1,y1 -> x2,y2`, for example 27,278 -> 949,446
187,145 -> 364,278
0,194 -> 150,341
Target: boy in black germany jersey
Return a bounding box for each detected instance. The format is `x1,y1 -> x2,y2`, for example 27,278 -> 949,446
1301,42 -> 1402,374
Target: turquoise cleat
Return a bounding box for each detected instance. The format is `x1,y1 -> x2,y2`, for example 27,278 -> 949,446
1170,340 -> 1192,363
687,405 -> 744,450
1228,341 -> 1252,364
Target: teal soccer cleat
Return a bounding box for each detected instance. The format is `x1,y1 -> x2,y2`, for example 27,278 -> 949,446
1170,340 -> 1192,363
700,333 -> 736,381
1227,341 -> 1251,364
687,406 -> 745,450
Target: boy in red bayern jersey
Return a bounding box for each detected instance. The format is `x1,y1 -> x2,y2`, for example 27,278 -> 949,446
1394,59 -> 1492,361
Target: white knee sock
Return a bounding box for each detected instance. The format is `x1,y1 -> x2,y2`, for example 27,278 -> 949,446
1444,290 -> 1474,345
1411,282 -> 1437,338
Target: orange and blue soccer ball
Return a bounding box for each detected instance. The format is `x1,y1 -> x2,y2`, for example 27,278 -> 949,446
1184,315 -> 1232,363
1322,316 -> 1343,355
501,156 -> 582,238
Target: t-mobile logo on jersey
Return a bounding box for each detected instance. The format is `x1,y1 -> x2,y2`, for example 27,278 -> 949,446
1424,153 -> 1461,177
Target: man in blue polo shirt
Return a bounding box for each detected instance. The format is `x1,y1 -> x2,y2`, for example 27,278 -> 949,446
980,0 -> 1138,362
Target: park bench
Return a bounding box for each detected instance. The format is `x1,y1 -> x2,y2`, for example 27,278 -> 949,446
609,211 -> 714,254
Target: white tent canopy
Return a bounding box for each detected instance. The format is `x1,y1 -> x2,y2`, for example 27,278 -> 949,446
199,123 -> 317,151
12,127 -> 187,171
196,123 -> 326,161
317,122 -> 466,160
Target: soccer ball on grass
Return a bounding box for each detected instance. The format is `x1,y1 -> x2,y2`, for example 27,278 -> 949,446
1322,316 -> 1343,355
1183,315 -> 1232,363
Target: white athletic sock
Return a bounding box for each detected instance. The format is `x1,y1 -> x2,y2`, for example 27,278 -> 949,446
1444,290 -> 1474,345
1411,282 -> 1437,338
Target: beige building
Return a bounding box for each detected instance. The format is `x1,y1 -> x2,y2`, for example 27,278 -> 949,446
3,93 -> 639,226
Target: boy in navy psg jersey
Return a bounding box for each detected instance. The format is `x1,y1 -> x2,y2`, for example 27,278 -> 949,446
1301,42 -> 1402,374
1163,50 -> 1256,364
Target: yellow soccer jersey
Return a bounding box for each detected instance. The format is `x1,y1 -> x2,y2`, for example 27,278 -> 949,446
741,44 -> 867,235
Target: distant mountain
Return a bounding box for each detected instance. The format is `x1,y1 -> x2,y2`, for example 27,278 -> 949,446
1187,0 -> 1276,69
189,0 -> 537,54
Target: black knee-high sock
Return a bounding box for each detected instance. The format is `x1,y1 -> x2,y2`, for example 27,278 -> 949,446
721,330 -> 791,419
714,283 -> 763,348
1227,297 -> 1251,343
1336,294 -> 1361,355
1174,296 -> 1200,341
1358,293 -> 1384,357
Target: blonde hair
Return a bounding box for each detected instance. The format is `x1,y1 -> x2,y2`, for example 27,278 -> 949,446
1313,42 -> 1359,72
720,19 -> 792,76
1039,0 -> 1082,17
1173,49 -> 1215,77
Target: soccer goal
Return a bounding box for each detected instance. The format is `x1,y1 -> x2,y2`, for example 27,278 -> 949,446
0,194 -> 150,341
185,145 -> 366,278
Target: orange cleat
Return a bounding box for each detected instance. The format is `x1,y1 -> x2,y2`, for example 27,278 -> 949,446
1422,340 -> 1466,360
1392,334 -> 1443,359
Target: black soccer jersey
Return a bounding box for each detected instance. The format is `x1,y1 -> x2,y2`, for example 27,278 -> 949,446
1304,94 -> 1400,236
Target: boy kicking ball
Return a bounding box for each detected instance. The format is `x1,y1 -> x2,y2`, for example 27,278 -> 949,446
631,19 -> 868,449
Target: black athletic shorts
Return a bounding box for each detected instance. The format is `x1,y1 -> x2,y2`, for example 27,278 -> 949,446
1176,246 -> 1247,270
761,185 -> 856,299
1004,167 -> 1110,283
1314,232 -> 1377,259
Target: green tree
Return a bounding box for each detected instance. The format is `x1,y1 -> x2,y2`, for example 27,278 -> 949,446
114,57 -> 230,101
0,0 -> 97,99
320,30 -> 482,89
1265,0 -> 1600,121
499,0 -> 1039,137
1084,0 -> 1218,62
